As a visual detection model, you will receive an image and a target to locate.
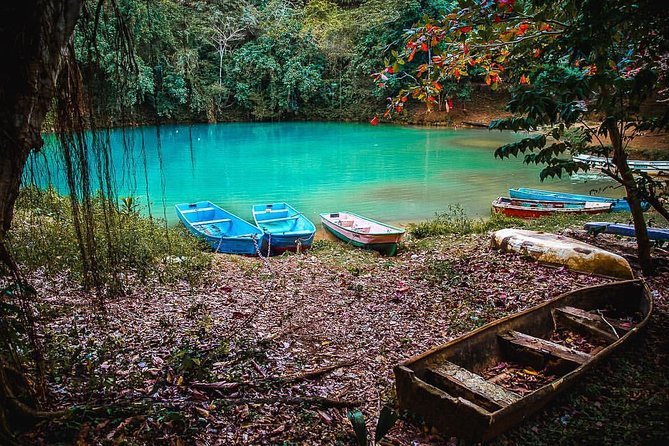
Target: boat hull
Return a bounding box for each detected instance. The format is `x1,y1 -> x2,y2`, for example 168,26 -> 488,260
492,228 -> 634,279
509,188 -> 647,212
585,222 -> 669,241
253,203 -> 316,255
320,212 -> 405,256
492,197 -> 612,219
175,201 -> 263,255
395,280 -> 652,442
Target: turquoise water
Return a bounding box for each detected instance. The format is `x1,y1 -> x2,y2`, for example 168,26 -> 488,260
33,122 -> 620,224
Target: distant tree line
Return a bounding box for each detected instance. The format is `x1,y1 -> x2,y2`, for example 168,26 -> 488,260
73,0 -> 461,124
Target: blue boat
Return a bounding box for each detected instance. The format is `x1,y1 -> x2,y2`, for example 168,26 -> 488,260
508,188 -> 650,212
252,202 -> 316,254
585,222 -> 669,241
175,201 -> 264,254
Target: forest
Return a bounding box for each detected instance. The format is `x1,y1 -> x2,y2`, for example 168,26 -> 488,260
72,0 -> 459,124
1,0 -> 668,445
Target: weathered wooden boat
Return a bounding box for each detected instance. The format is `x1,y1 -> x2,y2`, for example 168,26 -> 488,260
320,211 -> 405,256
492,197 -> 612,219
585,222 -> 669,241
395,279 -> 652,443
175,201 -> 264,254
492,228 -> 634,279
508,187 -> 648,212
574,154 -> 669,177
252,202 -> 316,255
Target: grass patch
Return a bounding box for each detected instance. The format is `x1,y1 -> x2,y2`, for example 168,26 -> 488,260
9,185 -> 212,290
408,204 -> 635,238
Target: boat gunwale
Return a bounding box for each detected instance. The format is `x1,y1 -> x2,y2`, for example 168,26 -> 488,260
319,211 -> 406,236
175,201 -> 264,240
252,202 -> 316,235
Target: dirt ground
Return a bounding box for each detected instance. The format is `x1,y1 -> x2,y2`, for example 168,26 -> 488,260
402,95 -> 669,160
21,229 -> 669,445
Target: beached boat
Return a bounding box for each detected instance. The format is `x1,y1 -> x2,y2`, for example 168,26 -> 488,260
585,222 -> 669,241
492,197 -> 612,219
395,279 -> 652,442
252,202 -> 316,254
320,211 -> 405,256
175,201 -> 264,254
574,154 -> 669,177
492,228 -> 634,278
508,187 -> 648,212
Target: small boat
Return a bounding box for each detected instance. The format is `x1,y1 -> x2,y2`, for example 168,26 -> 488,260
252,203 -> 316,254
320,211 -> 405,256
492,197 -> 612,219
574,154 -> 669,177
492,228 -> 634,278
585,222 -> 669,241
175,201 -> 264,254
395,280 -> 652,443
508,187 -> 649,212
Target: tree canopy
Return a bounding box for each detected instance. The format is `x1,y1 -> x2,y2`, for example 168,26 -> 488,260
375,0 -> 669,273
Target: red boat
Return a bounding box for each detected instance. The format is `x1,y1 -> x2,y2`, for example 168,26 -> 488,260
491,197 -> 612,219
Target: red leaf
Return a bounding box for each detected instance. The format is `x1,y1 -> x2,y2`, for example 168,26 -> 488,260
420,42 -> 428,51
370,115 -> 379,126
459,26 -> 472,33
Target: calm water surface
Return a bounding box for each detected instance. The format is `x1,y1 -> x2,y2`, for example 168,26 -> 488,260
35,122 -> 619,224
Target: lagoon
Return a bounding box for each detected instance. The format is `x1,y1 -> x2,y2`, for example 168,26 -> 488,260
34,122 -> 619,224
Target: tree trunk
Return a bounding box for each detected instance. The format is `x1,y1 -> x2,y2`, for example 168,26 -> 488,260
0,0 -> 83,438
0,0 -> 83,241
607,121 -> 654,275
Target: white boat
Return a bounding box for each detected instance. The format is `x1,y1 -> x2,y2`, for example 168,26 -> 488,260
320,211 -> 405,255
491,228 -> 634,279
574,154 -> 669,176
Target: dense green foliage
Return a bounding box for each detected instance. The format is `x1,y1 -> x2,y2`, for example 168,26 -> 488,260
8,187 -> 211,289
76,0 -> 458,123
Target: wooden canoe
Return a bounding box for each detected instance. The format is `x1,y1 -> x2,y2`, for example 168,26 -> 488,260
585,222 -> 669,241
175,201 -> 264,255
492,228 -> 634,279
492,197 -> 612,219
508,187 -> 649,212
395,279 -> 652,443
320,211 -> 405,256
252,202 -> 316,255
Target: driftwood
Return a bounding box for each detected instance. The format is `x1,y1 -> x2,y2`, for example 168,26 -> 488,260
191,360 -> 355,394
217,396 -> 363,408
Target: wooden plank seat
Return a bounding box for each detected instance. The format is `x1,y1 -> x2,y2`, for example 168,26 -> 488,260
425,361 -> 521,412
499,330 -> 592,373
181,207 -> 215,214
553,306 -> 624,342
258,215 -> 299,224
193,218 -> 232,226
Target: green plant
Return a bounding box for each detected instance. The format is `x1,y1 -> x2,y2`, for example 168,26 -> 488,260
347,406 -> 398,446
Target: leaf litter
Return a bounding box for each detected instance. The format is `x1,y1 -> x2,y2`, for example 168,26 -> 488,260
20,231 -> 669,445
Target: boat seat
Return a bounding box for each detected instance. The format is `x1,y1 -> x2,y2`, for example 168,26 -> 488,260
181,207 -> 215,214
260,215 -> 299,224
499,330 -> 592,373
354,226 -> 371,233
194,218 -> 232,226
425,361 -> 521,412
340,220 -> 354,227
553,306 -> 623,342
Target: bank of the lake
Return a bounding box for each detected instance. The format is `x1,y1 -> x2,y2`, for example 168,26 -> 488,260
20,224 -> 669,446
